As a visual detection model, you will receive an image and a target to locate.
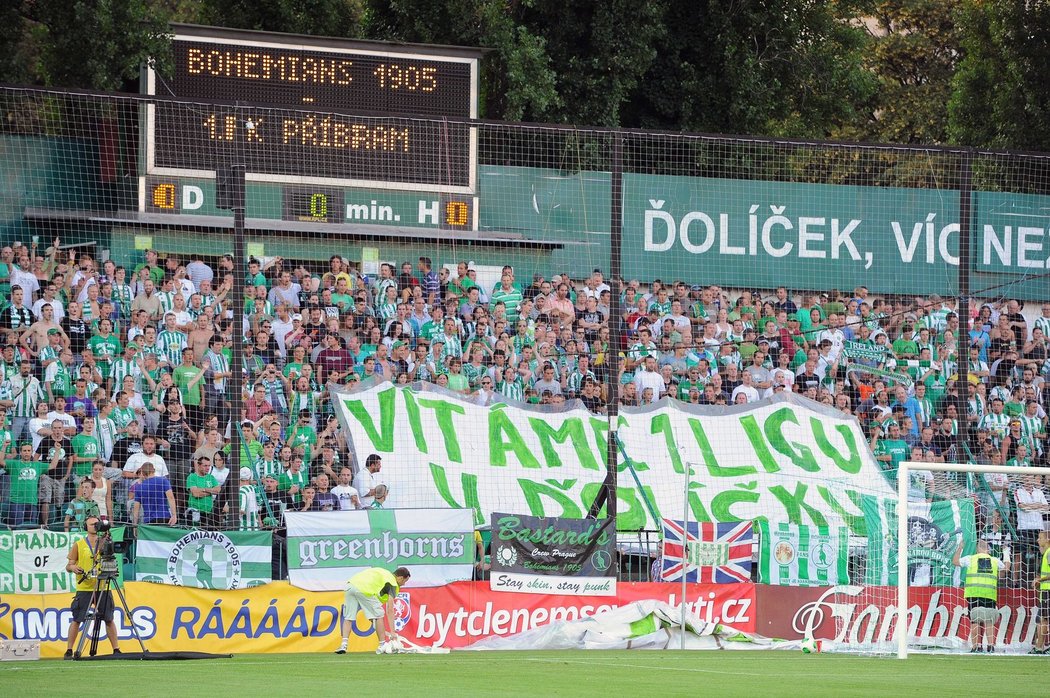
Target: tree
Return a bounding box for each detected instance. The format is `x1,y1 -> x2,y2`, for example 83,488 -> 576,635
363,0 -> 562,122
0,0 -> 171,91
838,1 -> 963,145
950,1 -> 1050,151
194,0 -> 364,38
623,1 -> 876,139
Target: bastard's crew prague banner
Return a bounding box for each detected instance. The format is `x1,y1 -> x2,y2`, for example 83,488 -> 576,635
489,512 -> 617,596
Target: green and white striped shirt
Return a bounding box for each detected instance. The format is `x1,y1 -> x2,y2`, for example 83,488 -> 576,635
5,375 -> 45,418
238,484 -> 260,531
158,291 -> 176,316
496,378 -> 525,402
110,358 -> 140,388
978,412 -> 1011,444
156,330 -> 187,367
490,286 -> 523,322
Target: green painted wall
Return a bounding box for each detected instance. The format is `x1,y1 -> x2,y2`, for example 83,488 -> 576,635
4,134 -> 1050,300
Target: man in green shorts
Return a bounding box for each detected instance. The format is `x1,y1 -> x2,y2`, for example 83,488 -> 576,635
335,566 -> 411,654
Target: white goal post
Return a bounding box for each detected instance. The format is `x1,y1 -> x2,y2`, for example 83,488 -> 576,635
896,460 -> 1050,659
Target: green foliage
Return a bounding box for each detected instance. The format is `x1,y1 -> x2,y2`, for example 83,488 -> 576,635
950,1 -> 1050,151
624,1 -> 876,139
194,0 -> 365,37
841,1 -> 962,145
0,0 -> 172,91
363,0 -> 560,122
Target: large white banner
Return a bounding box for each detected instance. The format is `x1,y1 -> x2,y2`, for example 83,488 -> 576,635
285,508 -> 475,590
331,384 -> 893,534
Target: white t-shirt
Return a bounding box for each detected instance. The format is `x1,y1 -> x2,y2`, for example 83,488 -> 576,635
731,385 -> 760,404
1015,487 -> 1048,530
353,469 -> 381,508
27,417 -> 52,451
331,484 -> 360,510
45,411 -> 77,431
123,452 -> 168,478
633,369 -> 663,398
33,297 -> 64,321
957,554 -> 1009,571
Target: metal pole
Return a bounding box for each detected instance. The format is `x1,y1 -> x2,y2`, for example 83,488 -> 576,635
681,461 -> 689,650
606,131 -> 623,523
956,149 -> 974,458
896,461 -> 909,660
216,158 -> 246,519
589,131 -> 623,523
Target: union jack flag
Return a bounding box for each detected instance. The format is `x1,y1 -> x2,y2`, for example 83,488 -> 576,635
660,519 -> 754,584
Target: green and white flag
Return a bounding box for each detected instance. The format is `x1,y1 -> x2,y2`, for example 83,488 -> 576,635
861,496 -> 976,586
0,529 -> 84,594
135,526 -> 272,589
757,521 -> 849,586
285,508 -> 474,591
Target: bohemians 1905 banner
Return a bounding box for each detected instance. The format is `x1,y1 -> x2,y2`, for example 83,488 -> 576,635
488,513 -> 617,596
331,384 -> 894,533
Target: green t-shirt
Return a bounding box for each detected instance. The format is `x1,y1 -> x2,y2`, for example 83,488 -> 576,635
187,472 -> 218,513
173,365 -> 203,406
88,334 -> 122,377
447,373 -> 470,392
331,292 -> 354,314
287,426 -> 317,463
223,440 -> 264,468
892,338 -> 918,358
134,263 -> 165,286
875,438 -> 910,472
71,433 -> 100,477
419,321 -> 443,343
9,459 -> 48,504
278,469 -> 308,503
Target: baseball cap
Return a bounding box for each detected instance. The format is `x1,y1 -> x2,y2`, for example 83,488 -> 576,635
47,328 -> 61,336
292,314 -> 302,322
239,467 -> 253,480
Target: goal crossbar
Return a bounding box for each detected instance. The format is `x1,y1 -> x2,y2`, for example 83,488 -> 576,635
895,460 -> 1050,659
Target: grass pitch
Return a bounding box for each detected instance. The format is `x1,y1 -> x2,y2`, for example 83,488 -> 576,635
1,651 -> 1045,696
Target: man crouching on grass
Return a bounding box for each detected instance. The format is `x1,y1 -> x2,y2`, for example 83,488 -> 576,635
335,566 -> 411,654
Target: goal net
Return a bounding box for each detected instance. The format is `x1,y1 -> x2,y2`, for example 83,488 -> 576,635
860,460 -> 1050,657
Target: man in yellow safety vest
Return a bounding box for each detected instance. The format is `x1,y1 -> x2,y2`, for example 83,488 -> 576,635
1033,531 -> 1050,654
334,566 -> 411,655
953,538 -> 1008,653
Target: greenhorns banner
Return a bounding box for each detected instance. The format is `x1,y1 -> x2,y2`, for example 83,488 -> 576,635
757,522 -> 849,587
861,496 -> 976,587
135,526 -> 272,590
285,508 -> 474,591
489,513 -> 617,596
330,384 -> 894,533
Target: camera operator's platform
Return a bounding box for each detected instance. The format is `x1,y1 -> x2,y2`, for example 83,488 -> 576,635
72,651 -> 232,661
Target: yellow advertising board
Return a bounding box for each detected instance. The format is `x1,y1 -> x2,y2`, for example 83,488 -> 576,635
0,582 -> 378,658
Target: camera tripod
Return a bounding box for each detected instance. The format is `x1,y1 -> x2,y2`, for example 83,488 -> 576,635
73,561 -> 148,659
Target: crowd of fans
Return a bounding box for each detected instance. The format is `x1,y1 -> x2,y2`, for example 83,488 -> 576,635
0,239 -> 1046,579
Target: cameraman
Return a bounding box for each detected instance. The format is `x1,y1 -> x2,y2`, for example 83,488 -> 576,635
63,515 -> 122,658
